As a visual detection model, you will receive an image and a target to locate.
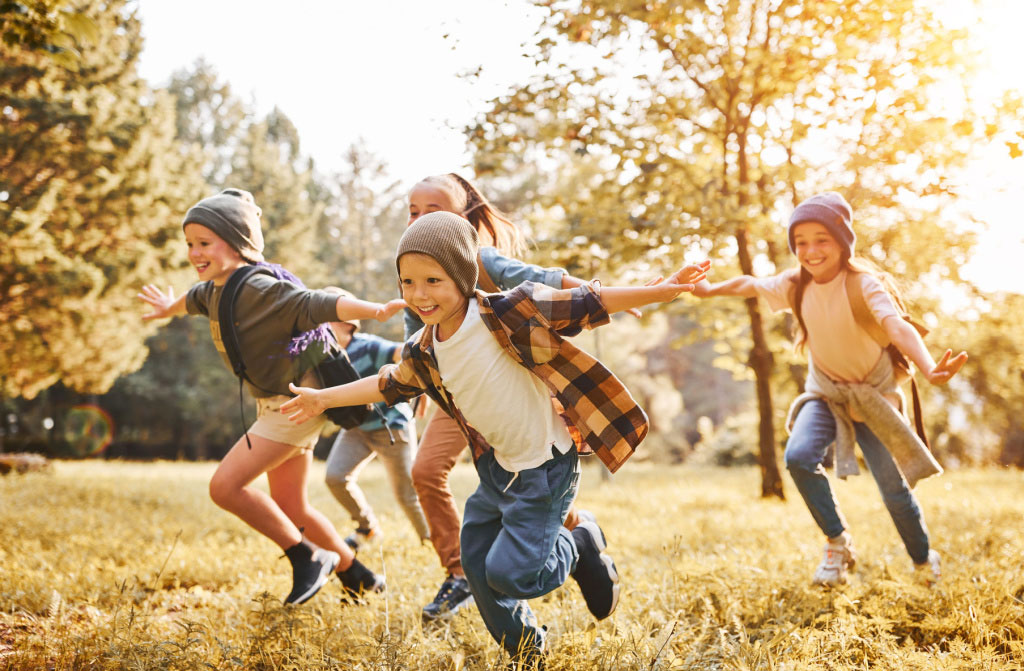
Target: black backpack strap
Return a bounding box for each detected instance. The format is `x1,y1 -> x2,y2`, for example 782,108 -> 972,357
218,264 -> 276,448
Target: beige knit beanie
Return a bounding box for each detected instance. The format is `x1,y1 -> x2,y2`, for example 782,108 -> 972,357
395,212 -> 479,296
182,188 -> 265,263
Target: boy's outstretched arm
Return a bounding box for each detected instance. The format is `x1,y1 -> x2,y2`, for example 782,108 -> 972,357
281,376 -> 385,424
883,316 -> 968,385
335,295 -> 407,323
599,260 -> 711,314
691,275 -> 760,299
138,284 -> 187,320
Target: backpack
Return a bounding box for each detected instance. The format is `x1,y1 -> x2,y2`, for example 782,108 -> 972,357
218,265 -> 371,441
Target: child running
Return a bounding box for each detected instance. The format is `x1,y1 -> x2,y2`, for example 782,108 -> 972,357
692,191 -> 966,586
321,287 -> 430,550
138,188 -> 402,604
282,211 -> 710,666
404,173 -> 636,622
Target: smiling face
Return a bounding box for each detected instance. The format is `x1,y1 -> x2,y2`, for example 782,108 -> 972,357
184,223 -> 246,285
398,252 -> 468,341
791,221 -> 844,283
407,182 -> 458,226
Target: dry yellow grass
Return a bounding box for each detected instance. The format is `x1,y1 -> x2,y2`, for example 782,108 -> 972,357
1,459 -> 1022,670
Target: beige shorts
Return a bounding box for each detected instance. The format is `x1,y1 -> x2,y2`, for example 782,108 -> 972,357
248,394 -> 327,453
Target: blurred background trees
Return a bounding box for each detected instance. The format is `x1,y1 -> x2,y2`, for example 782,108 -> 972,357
467,0 -> 1010,494
2,0 -> 1021,474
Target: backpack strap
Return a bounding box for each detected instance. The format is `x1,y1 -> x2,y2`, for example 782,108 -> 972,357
845,271 -> 890,349
845,271 -> 930,448
217,264 -> 281,448
476,252 -> 501,293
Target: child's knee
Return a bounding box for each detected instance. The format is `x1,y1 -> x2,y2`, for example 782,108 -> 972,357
323,469 -> 352,492
207,469 -> 234,505
411,459 -> 445,494
784,439 -> 821,474
485,557 -> 541,598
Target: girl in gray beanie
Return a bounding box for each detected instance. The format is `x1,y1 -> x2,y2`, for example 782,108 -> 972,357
138,188 -> 407,605
692,191 -> 966,588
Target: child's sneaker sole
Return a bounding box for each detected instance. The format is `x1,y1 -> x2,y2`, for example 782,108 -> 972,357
572,519 -> 620,620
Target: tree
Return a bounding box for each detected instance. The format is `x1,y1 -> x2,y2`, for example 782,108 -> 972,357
316,141 -> 407,328
0,0 -> 205,400
470,0 -> 996,496
1,0 -> 98,70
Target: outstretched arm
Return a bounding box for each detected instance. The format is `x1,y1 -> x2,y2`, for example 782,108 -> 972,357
691,275 -> 760,299
599,260 -> 711,315
884,316 -> 967,385
138,284 -> 187,320
281,376 -> 385,424
335,295 -> 407,323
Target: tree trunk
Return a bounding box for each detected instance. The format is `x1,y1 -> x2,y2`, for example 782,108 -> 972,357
735,226 -> 785,499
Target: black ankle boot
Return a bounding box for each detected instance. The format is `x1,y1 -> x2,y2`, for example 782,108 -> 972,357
283,539 -> 340,605
337,557 -> 385,602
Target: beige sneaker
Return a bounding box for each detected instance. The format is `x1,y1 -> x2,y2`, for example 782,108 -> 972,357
812,532 -> 857,586
914,550 -> 941,586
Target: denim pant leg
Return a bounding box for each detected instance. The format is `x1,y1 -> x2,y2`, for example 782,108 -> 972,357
785,400 -> 847,539
461,448 -> 579,658
854,423 -> 931,563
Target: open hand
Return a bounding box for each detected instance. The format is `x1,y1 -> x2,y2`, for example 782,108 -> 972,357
376,298 -> 408,322
925,349 -> 967,385
665,260 -> 711,292
281,383 -> 326,424
137,284 -> 177,320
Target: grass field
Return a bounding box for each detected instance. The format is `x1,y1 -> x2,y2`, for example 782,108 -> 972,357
1,459 -> 1022,670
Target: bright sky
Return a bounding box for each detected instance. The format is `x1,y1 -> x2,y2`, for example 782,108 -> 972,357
135,0 -> 1024,294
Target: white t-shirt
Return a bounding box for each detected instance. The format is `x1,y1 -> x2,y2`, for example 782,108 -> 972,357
433,298 -> 573,472
754,269 -> 901,383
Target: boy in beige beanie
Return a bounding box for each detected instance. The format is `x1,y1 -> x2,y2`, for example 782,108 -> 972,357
283,211 -> 710,666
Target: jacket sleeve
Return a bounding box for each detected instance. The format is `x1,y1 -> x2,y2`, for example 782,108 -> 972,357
377,347 -> 428,406
480,246 -> 565,290
513,281 -> 610,336
244,274 -> 339,333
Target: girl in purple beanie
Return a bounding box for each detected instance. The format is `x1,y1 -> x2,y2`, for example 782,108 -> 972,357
692,191 -> 966,587
138,188 -> 405,605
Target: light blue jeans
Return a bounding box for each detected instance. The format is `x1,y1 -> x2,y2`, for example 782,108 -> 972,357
785,399 -> 931,564
460,446 -> 580,658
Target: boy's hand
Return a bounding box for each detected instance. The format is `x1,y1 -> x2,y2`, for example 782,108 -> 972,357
375,298 -> 408,322
665,260 -> 711,293
282,383 -> 326,424
925,349 -> 967,385
138,284 -> 178,320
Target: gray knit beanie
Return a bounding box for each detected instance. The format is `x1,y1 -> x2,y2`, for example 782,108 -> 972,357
787,191 -> 855,258
182,188 -> 265,263
396,212 -> 479,296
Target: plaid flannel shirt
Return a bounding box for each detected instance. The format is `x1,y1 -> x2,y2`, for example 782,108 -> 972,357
377,281 -> 649,473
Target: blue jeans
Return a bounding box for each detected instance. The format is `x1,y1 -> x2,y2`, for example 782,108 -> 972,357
460,447 -> 580,658
785,399 -> 931,564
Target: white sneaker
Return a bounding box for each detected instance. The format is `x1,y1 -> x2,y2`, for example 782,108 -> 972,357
914,550 -> 941,586
812,533 -> 857,586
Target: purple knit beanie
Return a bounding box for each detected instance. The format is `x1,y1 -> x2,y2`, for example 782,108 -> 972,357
787,191 -> 855,257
